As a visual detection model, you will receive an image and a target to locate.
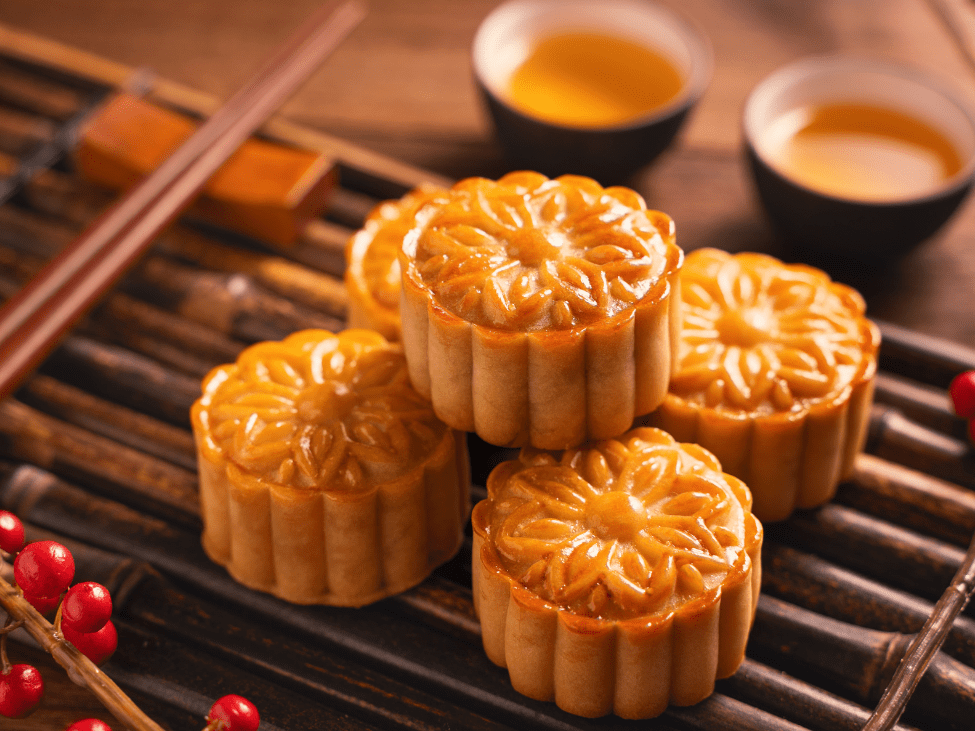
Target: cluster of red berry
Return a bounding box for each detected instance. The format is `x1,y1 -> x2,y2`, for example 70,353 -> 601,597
64,694 -> 260,731
949,370 -> 975,445
0,511 -> 260,730
0,510 -> 117,719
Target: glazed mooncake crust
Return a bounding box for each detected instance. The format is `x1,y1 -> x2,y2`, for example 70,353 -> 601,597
191,328 -> 470,607
345,185 -> 450,340
644,248 -> 879,522
472,427 -> 762,719
398,171 -> 683,450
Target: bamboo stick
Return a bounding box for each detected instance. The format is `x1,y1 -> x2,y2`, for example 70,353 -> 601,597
39,333 -> 201,427
0,198 -> 353,319
130,255 -> 345,343
0,103 -> 55,156
0,59 -> 87,120
876,318 -> 975,389
842,453 -> 975,547
868,403 -> 975,490
874,371 -> 964,440
0,398 -> 200,525
17,372 -> 197,471
761,542 -> 975,670
720,659 -> 923,731
1,239 -> 246,377
152,226 -> 349,317
781,502 -> 965,603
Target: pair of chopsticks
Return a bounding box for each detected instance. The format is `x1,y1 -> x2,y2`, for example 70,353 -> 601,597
0,0 -> 366,402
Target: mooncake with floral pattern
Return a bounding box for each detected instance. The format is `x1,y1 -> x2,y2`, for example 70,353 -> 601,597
398,171 -> 683,450
191,328 -> 469,606
472,426 -> 762,719
345,185 -> 450,340
644,248 -> 879,521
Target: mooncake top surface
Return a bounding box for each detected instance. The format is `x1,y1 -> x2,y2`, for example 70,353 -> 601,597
401,171 -> 681,331
670,248 -> 879,415
195,329 -> 448,492
480,427 -> 757,620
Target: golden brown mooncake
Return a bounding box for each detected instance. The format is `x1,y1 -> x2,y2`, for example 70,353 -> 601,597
644,248 -> 880,522
345,185 -> 451,341
398,171 -> 684,450
191,328 -> 470,607
472,426 -> 762,719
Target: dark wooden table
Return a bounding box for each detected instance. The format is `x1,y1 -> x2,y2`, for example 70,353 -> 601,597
1,1 -> 975,729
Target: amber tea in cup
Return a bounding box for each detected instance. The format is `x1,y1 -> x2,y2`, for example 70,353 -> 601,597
504,31 -> 685,128
764,101 -> 964,202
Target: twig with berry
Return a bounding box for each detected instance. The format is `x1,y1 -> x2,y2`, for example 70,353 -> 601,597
0,509 -> 259,731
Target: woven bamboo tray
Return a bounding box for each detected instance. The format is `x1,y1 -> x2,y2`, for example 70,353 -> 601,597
0,22 -> 974,731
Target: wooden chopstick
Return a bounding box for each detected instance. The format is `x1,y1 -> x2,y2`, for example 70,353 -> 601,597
0,0 -> 365,402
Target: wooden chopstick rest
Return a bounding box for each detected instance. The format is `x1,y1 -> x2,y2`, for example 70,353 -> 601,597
74,92 -> 339,246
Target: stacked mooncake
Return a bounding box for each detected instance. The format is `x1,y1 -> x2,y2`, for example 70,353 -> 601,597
194,169 -> 877,719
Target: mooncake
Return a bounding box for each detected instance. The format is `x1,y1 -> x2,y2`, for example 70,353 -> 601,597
398,171 -> 683,450
345,184 -> 450,340
472,426 -> 762,719
191,329 -> 470,607
644,248 -> 879,522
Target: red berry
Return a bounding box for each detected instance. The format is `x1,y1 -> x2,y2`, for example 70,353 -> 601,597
207,694 -> 260,731
66,720 -> 113,731
62,582 -> 112,634
13,541 -> 74,599
0,663 -> 43,718
62,620 -> 117,666
949,371 -> 975,419
22,591 -> 62,615
0,511 -> 24,555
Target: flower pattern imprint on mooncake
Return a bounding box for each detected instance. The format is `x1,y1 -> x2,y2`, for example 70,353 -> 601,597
671,248 -> 874,413
483,427 -> 752,621
646,248 -> 880,522
404,171 -> 678,332
200,329 -> 447,489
